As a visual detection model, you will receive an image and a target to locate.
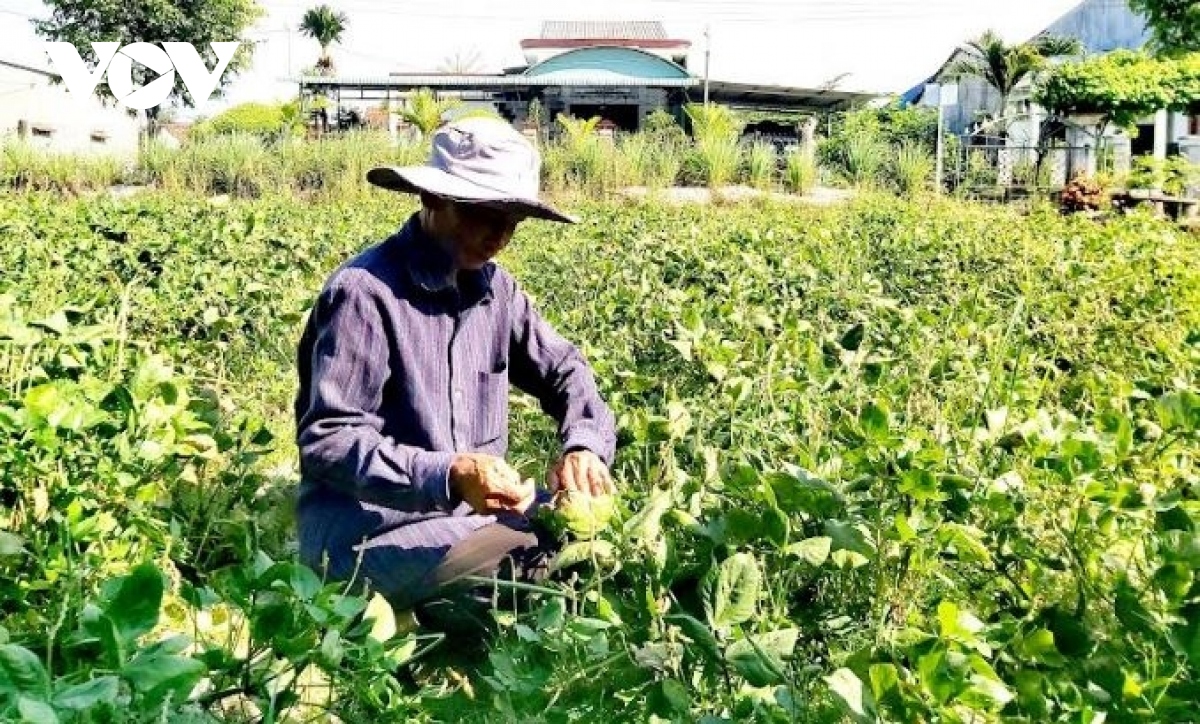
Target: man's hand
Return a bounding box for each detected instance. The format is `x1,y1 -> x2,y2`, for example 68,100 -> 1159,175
450,454 -> 536,514
547,449 -> 614,497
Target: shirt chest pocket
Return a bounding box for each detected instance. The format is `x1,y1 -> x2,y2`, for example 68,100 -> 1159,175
473,363 -> 509,449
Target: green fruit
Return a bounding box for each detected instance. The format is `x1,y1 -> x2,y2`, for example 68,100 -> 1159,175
541,492 -> 616,539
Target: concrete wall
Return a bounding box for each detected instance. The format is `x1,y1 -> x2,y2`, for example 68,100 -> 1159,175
0,64 -> 142,155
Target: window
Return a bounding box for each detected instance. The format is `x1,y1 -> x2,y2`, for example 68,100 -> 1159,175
31,126 -> 53,138
1192,115 -> 1200,135
90,131 -> 108,144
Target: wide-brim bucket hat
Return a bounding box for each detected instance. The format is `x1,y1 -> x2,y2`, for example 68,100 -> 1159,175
367,116 -> 576,224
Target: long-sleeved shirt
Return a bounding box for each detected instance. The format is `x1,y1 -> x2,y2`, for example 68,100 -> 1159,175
294,213 -> 617,516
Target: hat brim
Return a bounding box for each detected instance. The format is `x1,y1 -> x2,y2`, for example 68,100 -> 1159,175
366,166 -> 577,224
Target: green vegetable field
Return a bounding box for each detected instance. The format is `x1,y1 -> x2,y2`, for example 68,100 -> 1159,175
1,191 -> 1198,722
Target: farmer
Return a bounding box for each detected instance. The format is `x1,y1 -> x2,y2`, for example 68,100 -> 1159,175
294,117 -> 617,627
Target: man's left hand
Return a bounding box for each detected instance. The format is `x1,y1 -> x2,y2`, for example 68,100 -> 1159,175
547,450 -> 614,497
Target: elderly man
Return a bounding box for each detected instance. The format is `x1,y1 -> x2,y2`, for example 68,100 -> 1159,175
295,117 -> 617,623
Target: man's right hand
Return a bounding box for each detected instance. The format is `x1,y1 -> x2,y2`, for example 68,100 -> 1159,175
449,454 -> 536,514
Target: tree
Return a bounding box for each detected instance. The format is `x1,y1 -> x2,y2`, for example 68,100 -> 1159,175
33,0 -> 261,124
1129,0 -> 1200,57
945,30 -> 1084,130
299,4 -> 348,75
1036,50 -> 1200,130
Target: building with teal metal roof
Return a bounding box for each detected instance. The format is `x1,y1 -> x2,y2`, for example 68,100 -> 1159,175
298,21 -> 873,134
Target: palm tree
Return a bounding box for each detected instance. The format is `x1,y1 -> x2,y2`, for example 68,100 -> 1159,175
438,48 -> 484,74
300,4 -> 349,76
945,30 -> 1083,130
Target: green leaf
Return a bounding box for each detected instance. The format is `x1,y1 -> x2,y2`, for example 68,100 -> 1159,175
784,536 -> 832,567
16,696 -> 58,724
768,467 -> 842,518
550,540 -> 616,573
726,628 -> 797,687
860,402 -> 889,440
624,487 -> 673,543
706,553 -> 761,629
104,564 -> 164,648
937,601 -> 984,642
869,663 -> 899,701
666,614 -> 722,665
52,676 -> 119,710
762,506 -> 790,547
1016,629 -> 1066,667
824,520 -> 875,558
0,644 -> 49,697
122,653 -> 205,707
826,667 -> 874,721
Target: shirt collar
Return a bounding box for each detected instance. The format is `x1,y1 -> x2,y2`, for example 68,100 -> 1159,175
393,214 -> 495,304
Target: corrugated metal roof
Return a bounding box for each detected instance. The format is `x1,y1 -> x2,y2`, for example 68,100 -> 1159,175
298,74 -> 698,88
540,21 -> 668,41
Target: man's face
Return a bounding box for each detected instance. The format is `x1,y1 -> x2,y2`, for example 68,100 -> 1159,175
441,201 -> 525,270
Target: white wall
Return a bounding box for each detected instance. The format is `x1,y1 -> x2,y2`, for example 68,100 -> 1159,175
0,65 -> 142,155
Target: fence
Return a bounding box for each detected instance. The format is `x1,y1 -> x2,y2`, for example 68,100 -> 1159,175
952,140 -> 1109,194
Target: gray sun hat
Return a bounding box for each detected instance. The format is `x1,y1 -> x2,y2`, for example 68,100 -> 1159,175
367,116 -> 576,224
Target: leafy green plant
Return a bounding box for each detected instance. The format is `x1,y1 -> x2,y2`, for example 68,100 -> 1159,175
2,177 -> 1199,721
400,88 -> 461,138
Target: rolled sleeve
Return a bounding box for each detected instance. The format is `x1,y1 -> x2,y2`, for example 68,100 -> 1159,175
507,278 -> 617,466
297,276 -> 458,512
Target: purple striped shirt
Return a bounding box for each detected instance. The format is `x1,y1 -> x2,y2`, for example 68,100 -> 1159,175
294,214 -> 616,514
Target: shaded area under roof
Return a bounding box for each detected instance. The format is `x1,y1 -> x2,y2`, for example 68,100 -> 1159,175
704,81 -> 876,111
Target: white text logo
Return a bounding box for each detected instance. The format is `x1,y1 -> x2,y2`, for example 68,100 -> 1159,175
45,42 -> 239,111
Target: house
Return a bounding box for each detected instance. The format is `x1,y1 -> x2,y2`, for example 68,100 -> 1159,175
0,57 -> 142,155
298,21 -> 873,135
909,0 -> 1196,161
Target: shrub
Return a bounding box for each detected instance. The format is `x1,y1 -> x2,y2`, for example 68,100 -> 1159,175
192,101 -> 302,139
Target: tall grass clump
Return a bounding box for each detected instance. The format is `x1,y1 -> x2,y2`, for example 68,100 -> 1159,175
685,103 -> 743,188
784,148 -> 818,195
0,142 -> 125,193
842,132 -> 887,189
746,141 -> 777,190
893,141 -> 935,196
543,116 -> 613,196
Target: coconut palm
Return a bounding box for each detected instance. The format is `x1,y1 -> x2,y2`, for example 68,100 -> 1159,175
300,4 -> 349,75
945,30 -> 1084,129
